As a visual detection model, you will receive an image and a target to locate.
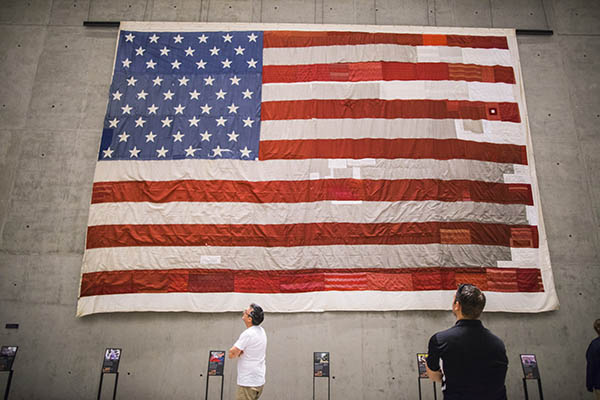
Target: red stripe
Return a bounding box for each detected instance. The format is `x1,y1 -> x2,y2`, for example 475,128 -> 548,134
79,266 -> 543,297
263,31 -> 509,50
261,99 -> 521,122
86,222 -> 539,249
258,138 -> 528,165
92,179 -> 533,205
263,62 -> 515,84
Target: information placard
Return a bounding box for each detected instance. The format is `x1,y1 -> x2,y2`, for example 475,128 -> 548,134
0,346 -> 18,371
520,354 -> 540,379
102,348 -> 122,373
208,351 -> 225,376
416,353 -> 428,378
314,352 -> 330,377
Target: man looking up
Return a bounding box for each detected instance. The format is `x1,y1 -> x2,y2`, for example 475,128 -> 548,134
426,284 -> 508,400
229,303 -> 267,400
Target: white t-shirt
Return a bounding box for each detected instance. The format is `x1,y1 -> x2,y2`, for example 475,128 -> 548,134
234,325 -> 267,386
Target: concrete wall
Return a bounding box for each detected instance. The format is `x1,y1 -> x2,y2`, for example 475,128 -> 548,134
0,0 -> 598,399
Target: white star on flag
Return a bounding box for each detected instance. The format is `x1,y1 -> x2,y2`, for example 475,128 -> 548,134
129,146 -> 141,158
196,60 -> 207,69
146,59 -> 157,69
134,116 -> 146,127
211,145 -> 230,157
112,90 -> 122,101
240,146 -> 252,158
243,117 -> 254,127
198,34 -> 208,43
163,90 -> 174,100
223,33 -> 233,42
174,104 -> 186,114
124,33 -> 135,42
122,58 -> 132,68
172,131 -> 185,142
160,46 -> 170,56
248,33 -> 257,42
216,89 -> 227,99
173,34 -> 184,43
201,104 -> 212,114
102,147 -> 114,158
230,76 -> 241,85
156,146 -> 168,158
152,76 -> 163,86
200,130 -> 212,141
185,47 -> 195,56
227,103 -> 239,113
188,116 -> 200,127
184,146 -> 197,157
121,104 -> 132,114
145,131 -> 157,142
108,118 -> 119,128
171,59 -> 181,69
161,117 -> 173,127
147,104 -> 159,114
210,46 -> 220,56
189,90 -> 201,100
149,34 -> 159,43
204,76 -> 215,86
215,116 -> 227,126
222,58 -> 232,68
234,46 -> 245,55
247,58 -> 258,68
135,47 -> 145,56
126,76 -> 137,86
118,131 -> 130,142
178,76 -> 190,86
137,90 -> 148,100
242,89 -> 253,99
227,131 -> 239,141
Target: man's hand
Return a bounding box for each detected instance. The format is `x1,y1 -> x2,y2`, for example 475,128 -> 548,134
426,365 -> 443,382
228,346 -> 242,359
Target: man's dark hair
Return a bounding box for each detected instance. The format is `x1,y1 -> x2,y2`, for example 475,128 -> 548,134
249,303 -> 264,325
594,319 -> 600,335
455,284 -> 486,319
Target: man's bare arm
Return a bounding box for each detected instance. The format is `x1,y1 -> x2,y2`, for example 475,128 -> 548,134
228,346 -> 242,359
426,365 -> 443,382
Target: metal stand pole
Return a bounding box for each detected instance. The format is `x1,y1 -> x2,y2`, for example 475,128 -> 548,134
220,376 -> 224,400
112,372 -> 119,400
97,372 -> 119,400
417,378 -> 422,400
97,372 -> 104,400
3,371 -> 14,400
433,382 -> 437,400
522,378 -> 529,400
537,378 -> 544,400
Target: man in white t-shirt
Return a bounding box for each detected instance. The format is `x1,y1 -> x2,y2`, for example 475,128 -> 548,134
228,303 -> 267,400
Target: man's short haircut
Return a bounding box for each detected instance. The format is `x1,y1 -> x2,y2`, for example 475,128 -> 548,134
456,283 -> 486,319
249,303 -> 264,325
594,319 -> 600,335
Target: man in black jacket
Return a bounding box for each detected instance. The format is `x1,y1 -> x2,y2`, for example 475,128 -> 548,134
587,319 -> 600,399
426,284 -> 508,400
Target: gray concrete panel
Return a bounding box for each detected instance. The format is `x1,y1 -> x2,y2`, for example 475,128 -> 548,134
0,25 -> 47,130
490,0 -> 548,30
323,0 -> 376,25
433,0 -> 492,28
0,0 -> 52,25
375,0 -> 429,26
205,0 -> 258,23
145,0 -> 202,21
552,0 -> 600,35
261,0 -> 317,23
49,0 -> 91,26
88,0 -> 148,22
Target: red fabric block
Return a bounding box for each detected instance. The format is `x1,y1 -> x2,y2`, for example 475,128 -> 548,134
189,271 -> 235,293
455,271 -> 488,290
486,268 -> 519,292
517,269 -> 544,292
280,272 -> 325,292
422,34 -> 447,46
234,271 -> 280,293
133,270 -> 170,292
367,272 -> 414,291
412,270 -> 443,290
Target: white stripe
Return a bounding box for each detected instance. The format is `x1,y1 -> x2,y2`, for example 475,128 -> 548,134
87,201 -> 529,226
261,118 -> 524,145
93,159 -> 525,183
76,290 -> 558,316
263,44 -> 512,67
82,243 -> 513,273
262,81 -> 516,103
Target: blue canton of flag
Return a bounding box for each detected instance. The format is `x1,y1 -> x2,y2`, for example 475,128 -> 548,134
99,30 -> 263,161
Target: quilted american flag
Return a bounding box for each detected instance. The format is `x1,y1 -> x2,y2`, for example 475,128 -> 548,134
77,22 -> 558,316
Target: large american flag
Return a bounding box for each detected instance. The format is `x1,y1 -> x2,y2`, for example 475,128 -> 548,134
77,22 -> 558,316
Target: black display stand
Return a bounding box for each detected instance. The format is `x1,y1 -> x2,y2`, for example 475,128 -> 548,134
97,371 -> 119,400
520,354 -> 543,400
313,352 -> 330,400
2,370 -> 14,400
205,350 -> 225,400
416,353 -> 437,400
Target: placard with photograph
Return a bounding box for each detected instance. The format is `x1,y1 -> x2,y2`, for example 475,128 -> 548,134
313,352 -> 330,377
102,348 -> 122,373
416,353 -> 428,378
208,350 -> 225,376
520,354 -> 540,379
0,346 -> 18,371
